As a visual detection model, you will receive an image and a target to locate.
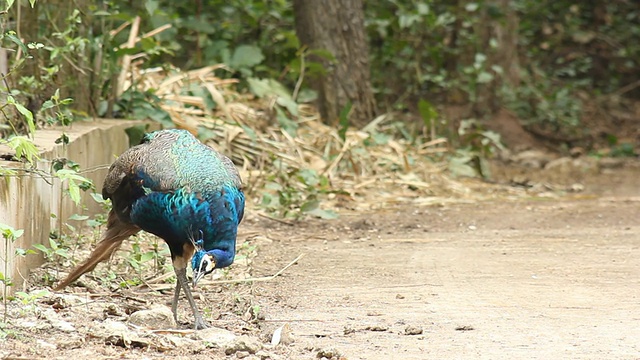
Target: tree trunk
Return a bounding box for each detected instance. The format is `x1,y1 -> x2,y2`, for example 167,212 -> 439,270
293,0 -> 376,128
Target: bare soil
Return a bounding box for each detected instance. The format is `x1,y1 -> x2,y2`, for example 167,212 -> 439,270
1,162 -> 639,360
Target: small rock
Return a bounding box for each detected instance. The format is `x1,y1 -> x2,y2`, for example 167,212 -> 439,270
224,335 -> 262,355
100,319 -> 129,334
316,347 -> 341,359
49,296 -> 69,310
192,326 -> 237,347
51,319 -> 76,332
569,147 -> 585,158
455,325 -> 475,331
128,306 -> 175,329
36,339 -> 56,349
364,325 -> 388,332
404,325 -> 423,335
101,320 -> 129,333
256,350 -> 280,360
395,294 -> 405,299
236,351 -> 251,359
599,157 -> 625,169
468,225 -> 477,231
568,183 -> 584,192
167,335 -> 200,349
15,320 -> 38,328
44,293 -> 89,308
99,320 -> 148,348
512,150 -> 553,168
42,308 -> 75,332
104,303 -> 125,317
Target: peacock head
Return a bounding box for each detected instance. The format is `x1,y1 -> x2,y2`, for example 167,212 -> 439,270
191,249 -> 215,288
191,236 -> 236,287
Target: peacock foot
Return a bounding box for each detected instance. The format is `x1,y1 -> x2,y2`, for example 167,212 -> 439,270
194,316 -> 209,330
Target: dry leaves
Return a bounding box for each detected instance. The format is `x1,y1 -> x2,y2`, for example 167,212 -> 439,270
125,64 -> 496,211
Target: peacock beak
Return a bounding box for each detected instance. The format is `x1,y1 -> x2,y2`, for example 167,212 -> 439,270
192,270 -> 205,288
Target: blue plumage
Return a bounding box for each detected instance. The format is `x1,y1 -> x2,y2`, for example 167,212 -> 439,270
55,129 -> 245,330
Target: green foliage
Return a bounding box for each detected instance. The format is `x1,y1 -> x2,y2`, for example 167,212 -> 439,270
0,320 -> 19,341
260,167 -> 338,220
337,101 -> 352,142
14,289 -> 50,317
247,77 -> 299,135
1,136 -> 40,165
366,1 -> 490,107
5,96 -> 35,136
449,119 -> 504,178
107,88 -> 173,126
148,0 -> 297,77
126,236 -> 168,276
33,238 -> 70,263
502,70 -> 584,138
53,169 -> 94,206
0,224 -> 25,321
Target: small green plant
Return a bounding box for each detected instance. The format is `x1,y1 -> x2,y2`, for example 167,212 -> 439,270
0,320 -> 20,340
448,119 -> 504,179
0,136 -> 40,165
33,238 -> 70,264
123,235 -> 169,288
0,224 -> 24,322
260,166 -> 338,220
14,289 -> 50,317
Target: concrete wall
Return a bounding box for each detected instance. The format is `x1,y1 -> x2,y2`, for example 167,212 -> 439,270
0,120 -> 156,294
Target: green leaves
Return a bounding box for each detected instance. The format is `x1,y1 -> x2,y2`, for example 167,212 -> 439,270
6,96 -> 35,136
54,169 -> 94,206
248,77 -> 299,135
4,136 -> 40,165
338,101 -> 352,142
300,200 -> 338,220
230,45 -> 265,69
418,99 -> 437,129
4,31 -> 29,54
259,167 -> 340,220
33,238 -> 70,260
0,224 -> 24,243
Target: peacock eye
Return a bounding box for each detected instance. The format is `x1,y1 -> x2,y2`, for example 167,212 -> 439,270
199,254 -> 216,274
205,255 -> 216,272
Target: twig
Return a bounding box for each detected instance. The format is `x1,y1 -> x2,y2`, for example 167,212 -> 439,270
140,253 -> 305,291
292,49 -> 306,101
200,75 -> 235,124
361,113 -> 388,133
204,253 -> 304,285
256,212 -> 295,226
109,20 -> 131,37
149,328 -> 195,335
116,16 -> 141,97
135,24 -> 172,44
611,79 -> 640,97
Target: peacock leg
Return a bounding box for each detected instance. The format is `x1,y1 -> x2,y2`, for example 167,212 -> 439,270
171,280 -> 181,325
174,267 -> 209,330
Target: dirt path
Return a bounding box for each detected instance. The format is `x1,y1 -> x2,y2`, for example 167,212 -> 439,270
2,167 -> 639,360
248,170 -> 640,359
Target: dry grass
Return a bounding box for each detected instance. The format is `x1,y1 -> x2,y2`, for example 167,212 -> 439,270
126,64 -> 506,213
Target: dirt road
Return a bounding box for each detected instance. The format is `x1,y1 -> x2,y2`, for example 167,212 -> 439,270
249,171 -> 640,359
2,167 -> 639,360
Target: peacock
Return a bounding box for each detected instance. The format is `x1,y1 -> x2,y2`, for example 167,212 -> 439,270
55,129 -> 245,330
